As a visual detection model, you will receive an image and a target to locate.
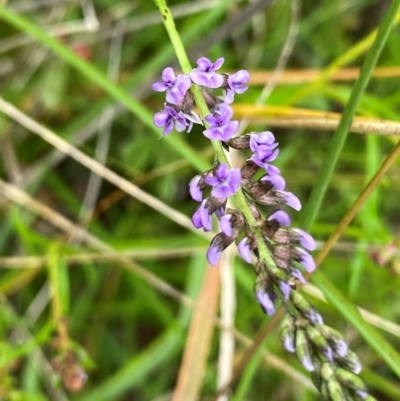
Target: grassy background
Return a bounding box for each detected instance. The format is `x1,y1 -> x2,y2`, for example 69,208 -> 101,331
1,0 -> 400,400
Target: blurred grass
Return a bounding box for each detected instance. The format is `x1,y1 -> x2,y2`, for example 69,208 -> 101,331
1,1 -> 400,401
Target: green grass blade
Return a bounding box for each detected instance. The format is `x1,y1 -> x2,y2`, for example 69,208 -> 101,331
0,7 -> 208,172
300,0 -> 400,231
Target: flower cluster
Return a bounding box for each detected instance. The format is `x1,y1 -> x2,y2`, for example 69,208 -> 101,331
152,57 -> 374,401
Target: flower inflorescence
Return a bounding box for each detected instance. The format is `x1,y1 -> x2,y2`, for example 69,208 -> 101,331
152,57 -> 375,401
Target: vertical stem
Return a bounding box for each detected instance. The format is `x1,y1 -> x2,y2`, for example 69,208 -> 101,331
153,0 -> 284,278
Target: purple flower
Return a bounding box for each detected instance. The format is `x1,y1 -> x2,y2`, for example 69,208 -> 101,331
261,174 -> 285,190
249,131 -> 277,152
256,290 -> 275,316
281,191 -> 302,210
298,248 -> 316,272
250,146 -> 280,169
189,175 -> 204,202
220,214 -> 233,237
207,242 -> 223,266
267,210 -> 291,226
154,105 -> 190,136
279,281 -> 291,300
206,233 -> 234,266
205,163 -> 241,198
152,67 -> 192,106
238,237 -> 252,263
224,70 -> 250,103
190,57 -> 225,88
192,199 -> 212,231
293,229 -> 317,251
291,269 -> 306,284
203,106 -> 239,141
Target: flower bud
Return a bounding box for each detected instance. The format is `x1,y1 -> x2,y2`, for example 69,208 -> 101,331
279,314 -> 296,353
316,324 -> 349,357
254,273 -> 276,316
336,350 -> 362,374
295,329 -> 315,372
240,160 -> 261,179
320,362 -> 335,381
326,377 -> 346,401
290,291 -> 323,324
306,325 -> 333,361
227,134 -> 251,150
335,367 -> 367,395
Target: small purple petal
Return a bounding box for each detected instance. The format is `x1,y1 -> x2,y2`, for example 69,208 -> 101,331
166,74 -> 191,105
323,346 -> 334,362
299,249 -> 316,272
200,201 -> 212,232
291,269 -> 307,284
238,237 -> 252,263
207,243 -> 222,266
189,175 -> 203,202
191,200 -> 212,231
249,131 -> 276,151
190,57 -> 224,88
205,164 -> 241,198
152,81 -> 168,92
282,192 -> 302,211
335,340 -> 349,357
220,214 -> 233,237
267,210 -> 291,226
152,68 -> 191,106
355,390 -> 368,399
212,57 -> 225,70
279,281 -> 291,300
283,334 -> 295,353
261,174 -> 285,190
256,290 -> 275,316
265,164 -> 281,175
301,356 -> 315,372
294,229 -> 317,251
153,105 -> 189,136
191,207 -> 203,229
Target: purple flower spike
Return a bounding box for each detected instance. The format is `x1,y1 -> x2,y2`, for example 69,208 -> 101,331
238,237 -> 252,263
282,191 -> 302,211
220,214 -> 233,237
189,175 -> 203,202
152,67 -> 192,106
261,174 -> 285,190
299,249 -> 316,272
154,105 -> 189,136
205,163 -> 241,198
279,281 -> 291,300
256,290 -> 275,316
190,57 -> 225,88
224,70 -> 250,103
203,107 -> 239,141
268,210 -> 291,226
294,229 -> 317,251
192,199 -> 212,231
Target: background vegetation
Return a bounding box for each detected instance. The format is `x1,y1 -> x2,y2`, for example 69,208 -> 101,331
0,0 -> 400,400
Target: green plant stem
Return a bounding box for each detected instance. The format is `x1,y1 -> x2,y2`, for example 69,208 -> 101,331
153,0 -> 283,279
300,0 -> 400,231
